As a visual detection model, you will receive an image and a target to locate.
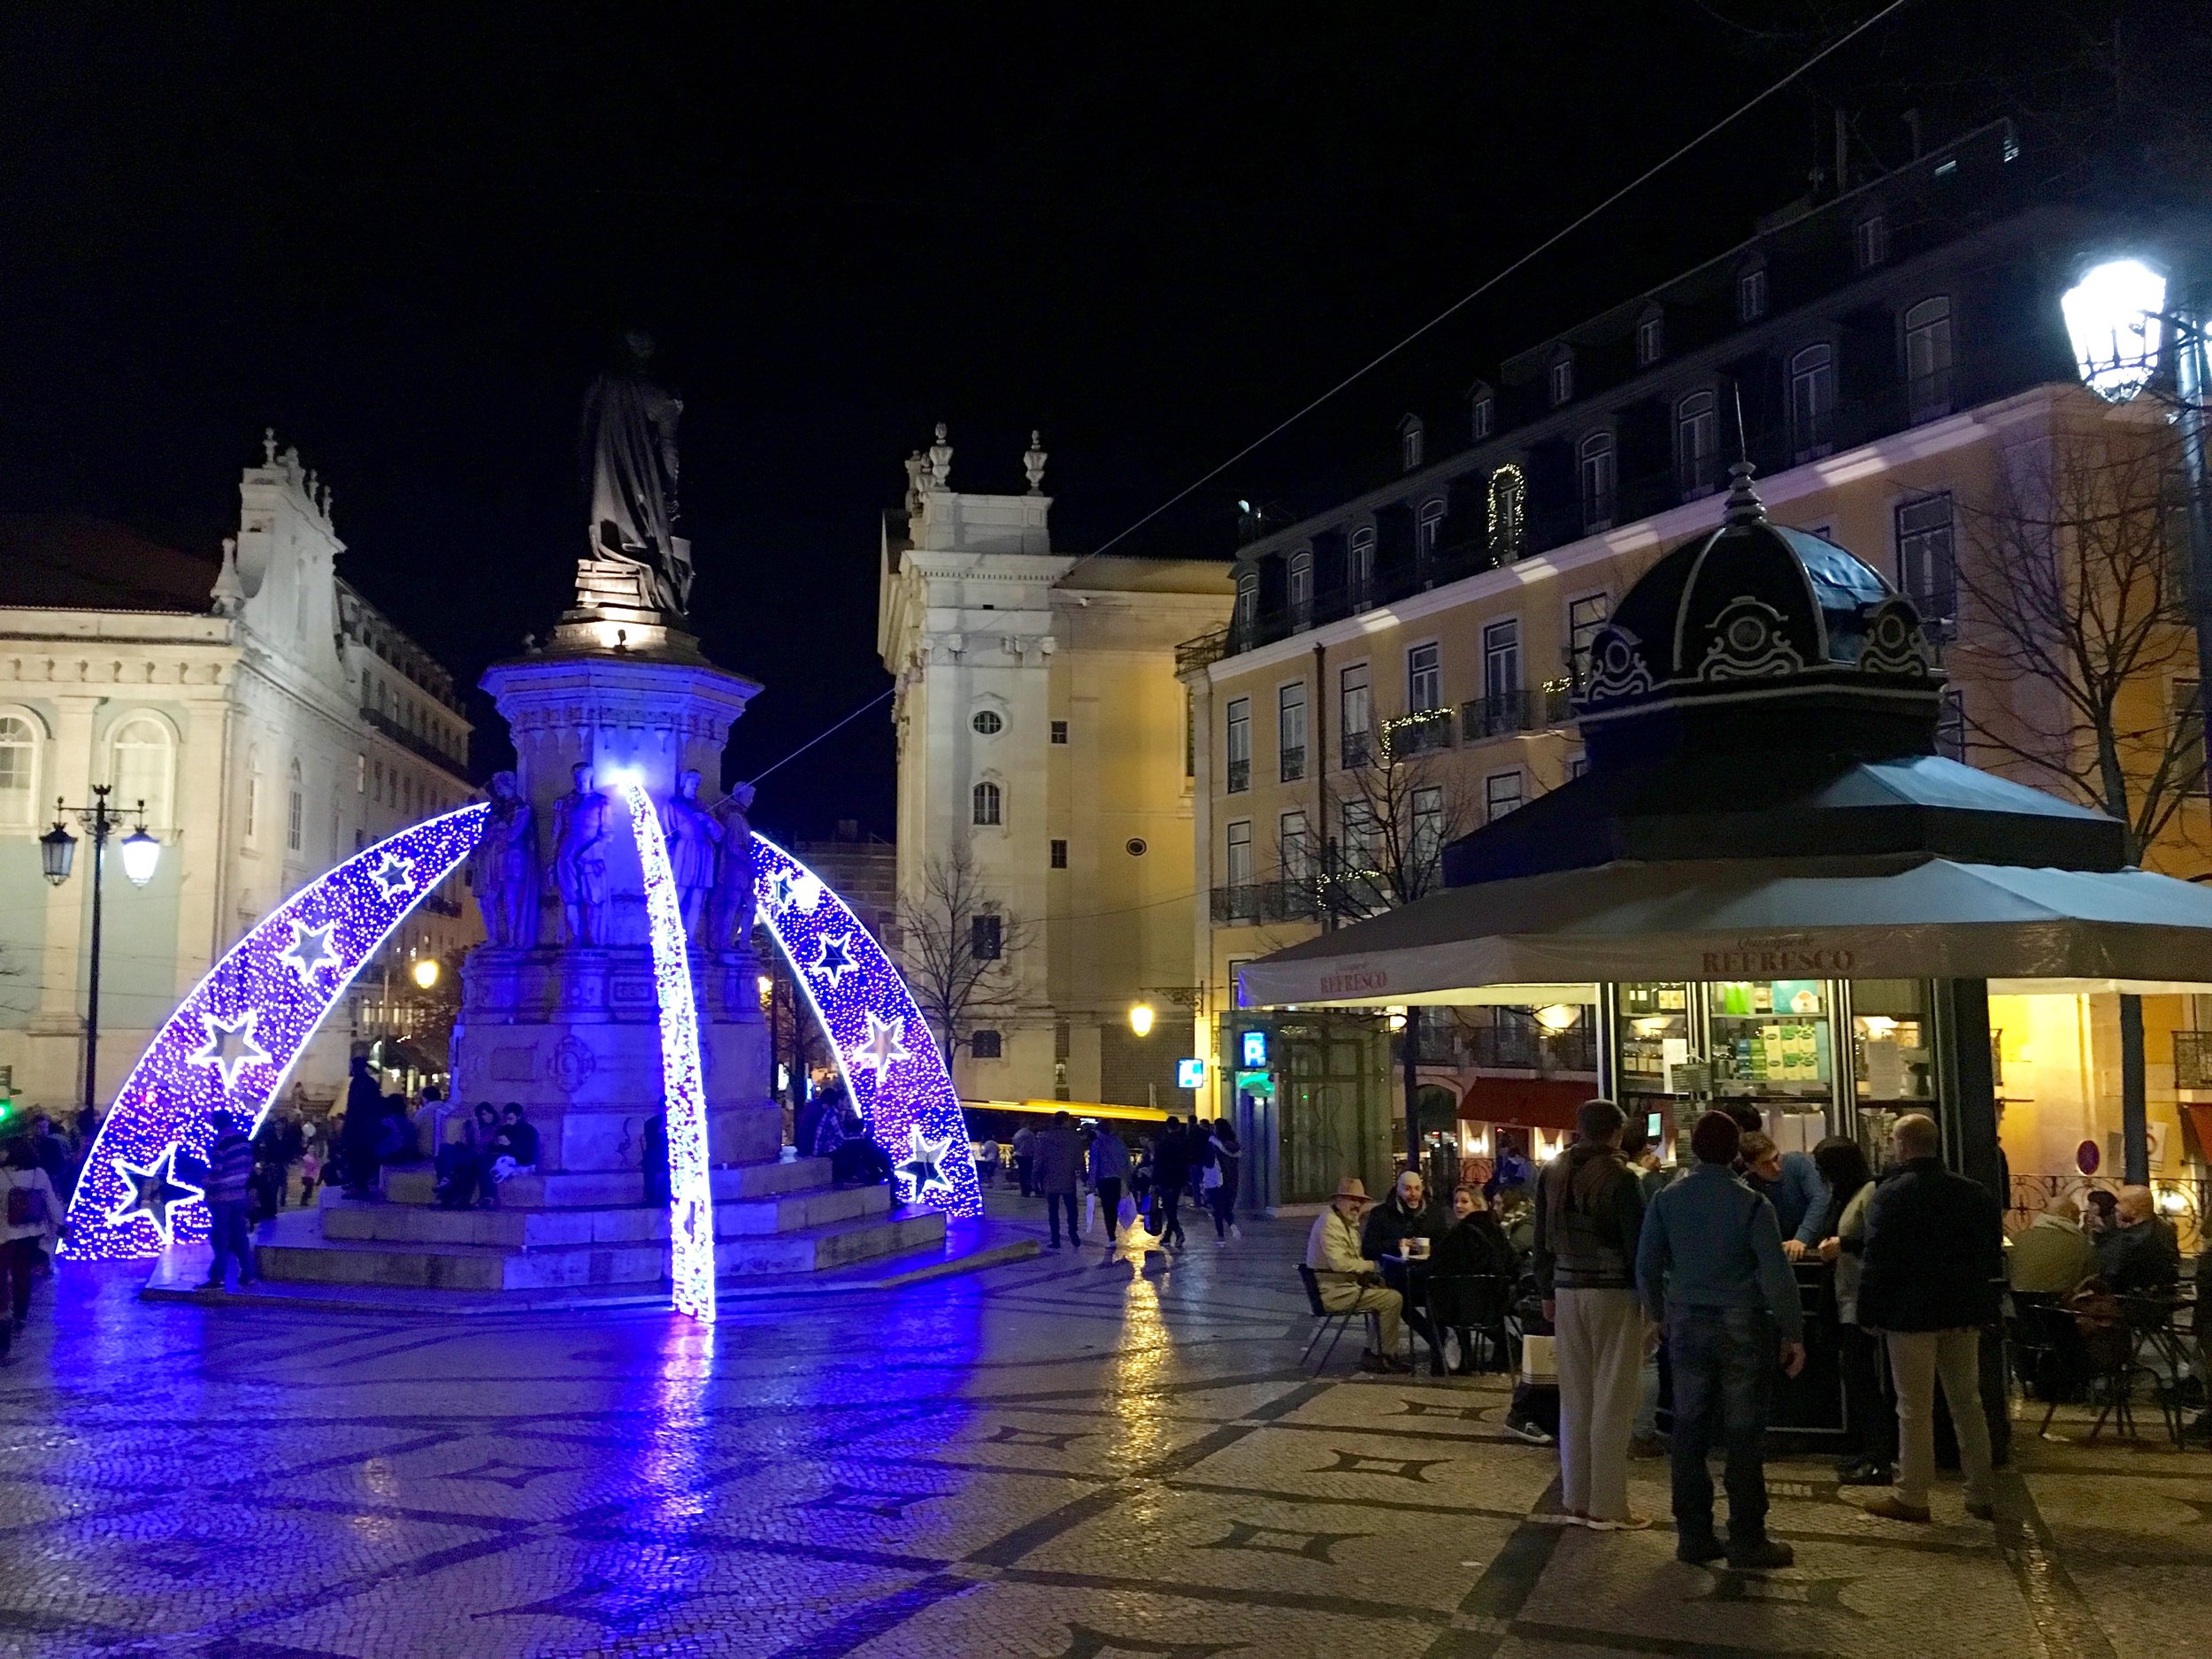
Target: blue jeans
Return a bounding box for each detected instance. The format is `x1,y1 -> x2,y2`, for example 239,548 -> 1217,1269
207,1201 -> 256,1286
1667,1307 -> 1776,1546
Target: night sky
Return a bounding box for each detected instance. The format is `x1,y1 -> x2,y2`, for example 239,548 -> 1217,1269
0,4 -> 2183,841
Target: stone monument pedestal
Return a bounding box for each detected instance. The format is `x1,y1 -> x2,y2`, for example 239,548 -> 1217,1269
254,630 -> 944,1298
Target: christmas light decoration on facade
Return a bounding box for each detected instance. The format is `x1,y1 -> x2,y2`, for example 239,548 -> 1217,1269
618,777 -> 717,1323
63,805 -> 490,1260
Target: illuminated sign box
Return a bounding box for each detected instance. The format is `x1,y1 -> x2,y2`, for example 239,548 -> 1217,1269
1240,1029 -> 1268,1068
1175,1058 -> 1205,1089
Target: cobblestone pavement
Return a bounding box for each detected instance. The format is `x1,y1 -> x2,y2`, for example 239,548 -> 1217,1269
0,1199 -> 2204,1658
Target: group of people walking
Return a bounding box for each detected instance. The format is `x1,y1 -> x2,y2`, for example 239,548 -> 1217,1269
1005,1113 -> 1240,1253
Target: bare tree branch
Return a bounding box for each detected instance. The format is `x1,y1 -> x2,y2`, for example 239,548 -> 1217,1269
894,849 -> 1034,1064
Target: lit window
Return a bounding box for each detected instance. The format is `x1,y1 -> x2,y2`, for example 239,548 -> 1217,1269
972,710 -> 1003,735
0,714 -> 37,828
1578,431 -> 1617,530
1904,296 -> 1955,420
1548,352 -> 1574,407
1738,265 -> 1768,322
1225,696 -> 1251,793
1636,311 -> 1664,365
111,715 -> 175,831
1789,342 -> 1836,460
1855,213 -> 1888,269
971,1029 -> 1002,1058
972,781 -> 1002,826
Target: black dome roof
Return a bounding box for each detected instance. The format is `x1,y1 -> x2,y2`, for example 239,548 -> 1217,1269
1573,465 -> 1944,765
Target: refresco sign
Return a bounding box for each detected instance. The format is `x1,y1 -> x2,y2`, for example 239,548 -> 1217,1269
1318,966 -> 1390,997
1701,934 -> 1858,977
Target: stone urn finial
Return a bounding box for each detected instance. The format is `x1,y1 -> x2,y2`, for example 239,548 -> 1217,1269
928,423 -> 953,491
1023,430 -> 1047,495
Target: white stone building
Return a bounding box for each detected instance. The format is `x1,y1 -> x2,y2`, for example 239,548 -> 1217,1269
0,435 -> 476,1117
877,427 -> 1233,1110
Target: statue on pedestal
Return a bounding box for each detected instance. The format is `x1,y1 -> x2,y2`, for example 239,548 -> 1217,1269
580,330 -> 690,617
471,771 -> 540,948
705,782 -> 757,951
661,768 -> 723,938
549,763 -> 611,946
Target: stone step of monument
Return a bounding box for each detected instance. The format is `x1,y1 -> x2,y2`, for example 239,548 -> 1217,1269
255,1233 -> 672,1294
347,1156 -> 834,1211
315,1179 -> 891,1250
715,1204 -> 946,1279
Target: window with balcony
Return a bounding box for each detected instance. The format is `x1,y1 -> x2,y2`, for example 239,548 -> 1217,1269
1548,350 -> 1574,407
1488,465 -> 1525,561
1348,527 -> 1376,611
1278,682 -> 1307,781
1225,818 -> 1252,890
1854,212 -> 1888,269
972,780 -> 1002,826
1225,696 -> 1251,793
1340,664 -> 1371,768
1737,264 -> 1768,321
1466,618 -> 1525,738
1408,642 -> 1441,714
1895,492 -> 1957,639
1904,296 -> 1955,421
1578,431 -> 1617,530
1636,310 -> 1664,365
1675,390 -> 1718,497
1416,499 -> 1445,561
1234,570 -> 1258,638
1279,810 -> 1312,881
1568,594 -> 1610,688
1486,770 -> 1525,821
1287,548 -> 1313,627
1789,342 -> 1836,461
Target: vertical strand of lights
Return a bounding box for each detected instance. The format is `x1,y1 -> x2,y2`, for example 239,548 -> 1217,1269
754,836 -> 981,1217
64,805 -> 491,1261
620,779 -> 717,1323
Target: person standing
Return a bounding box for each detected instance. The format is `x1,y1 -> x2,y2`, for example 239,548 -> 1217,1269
1030,1110 -> 1085,1250
1812,1135 -> 1893,1486
340,1055 -> 384,1200
1637,1110 -> 1804,1568
202,1109 -> 257,1291
1,1137 -> 62,1356
296,1144 -> 322,1208
1855,1112 -> 2002,1525
1010,1122 -> 1037,1198
1088,1120 -> 1131,1253
1532,1098 -> 1648,1531
1304,1177 -> 1408,1373
27,1116 -> 73,1201
1150,1118 -> 1190,1249
1206,1118 -> 1242,1242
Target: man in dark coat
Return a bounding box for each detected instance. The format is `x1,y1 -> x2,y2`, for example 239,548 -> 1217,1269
1149,1118 -> 1190,1249
1855,1112 -> 2002,1525
340,1056 -> 384,1199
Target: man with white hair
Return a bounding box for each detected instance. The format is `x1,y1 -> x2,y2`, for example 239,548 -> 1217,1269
2007,1190 -> 2098,1295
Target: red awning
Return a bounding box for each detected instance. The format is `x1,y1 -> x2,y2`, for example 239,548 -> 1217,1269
1456,1077 -> 1591,1132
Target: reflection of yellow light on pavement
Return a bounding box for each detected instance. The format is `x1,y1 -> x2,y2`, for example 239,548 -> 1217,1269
1112,1271 -> 1173,1468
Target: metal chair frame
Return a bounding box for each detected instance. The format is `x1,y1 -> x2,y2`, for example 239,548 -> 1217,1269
1296,1264 -> 1360,1372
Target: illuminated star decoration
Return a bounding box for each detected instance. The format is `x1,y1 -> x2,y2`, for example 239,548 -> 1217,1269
105,1146 -> 204,1245
192,1010 -> 273,1091
62,805 -> 491,1261
280,919 -> 340,984
896,1123 -> 954,1204
810,933 -> 856,988
750,836 -> 980,1218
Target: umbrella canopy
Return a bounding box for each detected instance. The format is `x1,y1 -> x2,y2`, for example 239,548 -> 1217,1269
1236,853 -> 2212,1009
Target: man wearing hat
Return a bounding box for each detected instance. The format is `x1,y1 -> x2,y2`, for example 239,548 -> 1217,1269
1304,1176 -> 1408,1371
1636,1110 -> 1805,1570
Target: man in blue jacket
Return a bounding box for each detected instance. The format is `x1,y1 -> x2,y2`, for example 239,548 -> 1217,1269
1854,1112 -> 2002,1524
1636,1110 -> 1804,1570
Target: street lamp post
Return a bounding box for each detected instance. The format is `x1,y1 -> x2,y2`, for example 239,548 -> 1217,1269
40,785 -> 161,1126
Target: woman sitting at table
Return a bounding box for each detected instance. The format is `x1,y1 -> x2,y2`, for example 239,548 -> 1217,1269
1362,1171 -> 1445,1259
1430,1185 -> 1521,1373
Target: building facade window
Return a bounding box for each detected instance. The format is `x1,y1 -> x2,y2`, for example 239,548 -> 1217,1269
970,1029 -> 1003,1058
287,757 -> 303,852
1548,351 -> 1574,407
1416,499 -> 1445,560
1400,417 -> 1425,472
1568,594 -> 1610,688
1051,719 -> 1069,744
2177,680 -> 2205,794
1049,838 -> 1068,869
1483,618 -> 1522,709
111,715 -> 175,833
1340,664 -> 1371,768
1578,431 -> 1617,530
1488,465 -> 1525,560
1233,570 -> 1259,636
1278,682 -> 1307,781
1471,391 -> 1494,440
0,713 -> 37,829
1904,296 -> 1955,420
1636,311 -> 1664,365
1279,810 -> 1312,881
1895,492 -> 1958,639
972,709 -> 1002,735
1225,818 -> 1253,889
1410,785 -> 1445,882
1340,800 -> 1377,872
1738,264 -> 1768,321
1675,390 -> 1719,497
1348,527 -> 1376,610
1936,687 -> 1967,762
1287,548 -> 1314,626
1486,770 -> 1525,821
1225,696 -> 1251,793
971,913 -> 1002,960
1789,342 -> 1836,461
1407,642 -> 1441,714
1854,212 -> 1888,269
972,780 -> 1002,826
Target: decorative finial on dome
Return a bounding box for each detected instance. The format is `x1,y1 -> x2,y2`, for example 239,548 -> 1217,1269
1023,429 -> 1047,495
262,427 -> 277,465
928,423 -> 953,491
1723,460 -> 1767,526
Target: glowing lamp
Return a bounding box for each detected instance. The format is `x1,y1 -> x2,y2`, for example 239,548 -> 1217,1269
1385,1005 -> 1407,1033
411,957 -> 441,989
119,826 -> 161,887
39,820 -> 76,887
1127,1002 -> 1156,1037
1533,1002 -> 1581,1033
2063,258 -> 2167,403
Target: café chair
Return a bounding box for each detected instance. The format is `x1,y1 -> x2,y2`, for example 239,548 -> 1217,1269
1296,1264 -> 1360,1373
1426,1272 -> 1516,1373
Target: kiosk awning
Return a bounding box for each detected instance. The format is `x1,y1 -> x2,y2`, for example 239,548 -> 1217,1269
1237,855 -> 2212,1009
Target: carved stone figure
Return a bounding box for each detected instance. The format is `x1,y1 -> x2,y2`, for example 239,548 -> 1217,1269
580,330 -> 690,616
549,763 -> 611,946
660,768 -> 723,938
704,782 -> 757,951
471,771 -> 540,947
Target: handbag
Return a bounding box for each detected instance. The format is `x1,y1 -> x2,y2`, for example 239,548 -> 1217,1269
1519,1332 -> 1558,1386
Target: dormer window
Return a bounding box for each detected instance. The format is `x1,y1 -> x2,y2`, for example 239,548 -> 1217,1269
1636,310 -> 1664,366
1737,264 -> 1768,323
1854,212 -> 1888,270
1470,385 -> 1494,441
1399,414 -> 1425,472
1548,350 -> 1574,408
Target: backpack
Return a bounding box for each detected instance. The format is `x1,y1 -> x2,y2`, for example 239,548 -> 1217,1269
8,1178 -> 48,1229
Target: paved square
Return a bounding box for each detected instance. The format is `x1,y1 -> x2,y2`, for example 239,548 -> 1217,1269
0,1201 -> 2200,1657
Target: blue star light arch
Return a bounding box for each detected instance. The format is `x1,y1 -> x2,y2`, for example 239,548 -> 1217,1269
63,799 -> 982,1263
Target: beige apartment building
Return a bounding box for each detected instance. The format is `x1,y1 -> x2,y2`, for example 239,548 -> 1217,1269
1183,129 -> 2210,1211
878,427 -> 1233,1114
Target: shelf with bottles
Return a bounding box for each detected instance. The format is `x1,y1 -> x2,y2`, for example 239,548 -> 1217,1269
1619,982 -> 1693,1084
1709,979 -> 1832,1087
